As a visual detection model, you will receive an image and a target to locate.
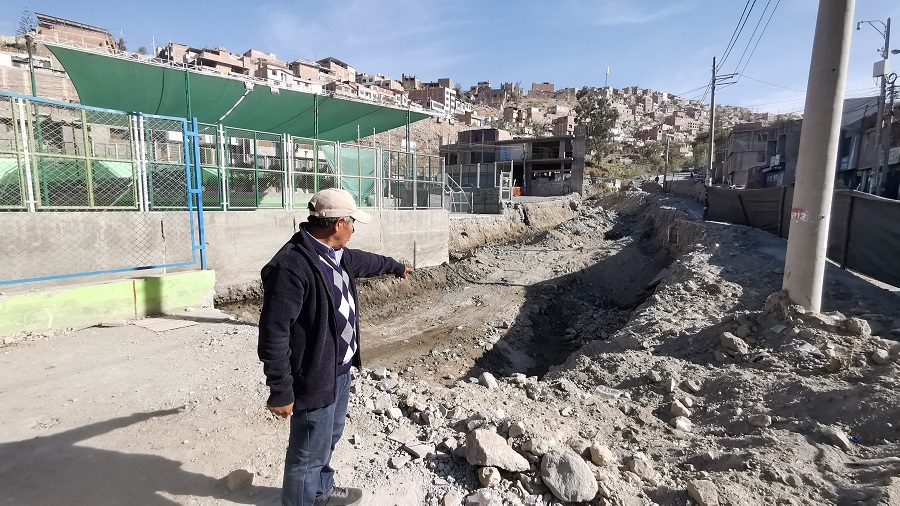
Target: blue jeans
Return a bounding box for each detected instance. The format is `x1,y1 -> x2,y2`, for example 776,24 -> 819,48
282,372 -> 351,506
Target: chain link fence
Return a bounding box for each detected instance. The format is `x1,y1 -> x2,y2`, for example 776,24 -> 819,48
0,90 -> 451,285
0,92 -> 203,285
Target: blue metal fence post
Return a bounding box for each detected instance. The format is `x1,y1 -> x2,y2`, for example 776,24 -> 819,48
182,118 -> 207,269
191,118 -> 207,269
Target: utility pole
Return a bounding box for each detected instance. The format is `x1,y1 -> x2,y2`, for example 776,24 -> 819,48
706,58 -> 736,185
663,135 -> 670,191
859,17 -> 891,194
707,57 -> 716,184
24,32 -> 37,97
783,0 -> 856,313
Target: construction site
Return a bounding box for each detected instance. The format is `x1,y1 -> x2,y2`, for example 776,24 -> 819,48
2,186 -> 899,506
2,7 -> 900,506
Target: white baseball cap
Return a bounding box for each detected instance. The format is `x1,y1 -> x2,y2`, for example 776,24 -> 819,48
307,188 -> 371,224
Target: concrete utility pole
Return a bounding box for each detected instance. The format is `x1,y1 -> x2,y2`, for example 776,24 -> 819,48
707,57 -> 716,184
862,17 -> 891,195
782,0 -> 856,313
706,59 -> 736,184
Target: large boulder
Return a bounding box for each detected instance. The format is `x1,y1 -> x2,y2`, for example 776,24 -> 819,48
540,451 -> 598,503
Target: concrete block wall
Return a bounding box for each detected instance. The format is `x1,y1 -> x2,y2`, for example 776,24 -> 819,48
0,66 -> 80,103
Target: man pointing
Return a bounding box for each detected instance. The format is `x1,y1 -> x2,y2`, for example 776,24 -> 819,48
258,188 -> 412,505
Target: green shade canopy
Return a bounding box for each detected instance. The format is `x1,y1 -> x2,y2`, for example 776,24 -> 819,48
46,45 -> 430,143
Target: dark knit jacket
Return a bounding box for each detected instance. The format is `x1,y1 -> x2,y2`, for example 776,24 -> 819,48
258,227 -> 405,410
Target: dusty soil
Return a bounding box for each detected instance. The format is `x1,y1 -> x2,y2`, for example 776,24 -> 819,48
2,190 -> 899,506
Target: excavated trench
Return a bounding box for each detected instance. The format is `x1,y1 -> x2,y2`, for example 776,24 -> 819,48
220,194 -> 677,384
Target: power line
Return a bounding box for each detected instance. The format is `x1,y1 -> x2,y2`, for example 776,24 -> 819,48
735,0 -> 781,76
742,86 -> 879,108
731,0 -> 773,74
739,73 -> 804,92
718,0 -> 755,71
674,83 -> 712,97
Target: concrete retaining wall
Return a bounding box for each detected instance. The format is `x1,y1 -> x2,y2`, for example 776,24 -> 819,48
0,209 -> 449,303
449,195 -> 581,256
198,209 -> 449,302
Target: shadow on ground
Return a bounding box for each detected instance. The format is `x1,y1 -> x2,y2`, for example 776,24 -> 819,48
0,409 -> 279,505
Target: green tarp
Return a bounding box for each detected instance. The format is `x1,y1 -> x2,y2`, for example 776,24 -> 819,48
0,158 -> 134,184
46,45 -> 430,143
321,145 -> 375,204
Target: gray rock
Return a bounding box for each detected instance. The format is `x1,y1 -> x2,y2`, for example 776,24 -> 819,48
465,429 -> 529,472
686,479 -> 720,506
825,357 -> 844,373
589,443 -> 615,467
871,349 -> 890,365
784,473 -> 803,487
403,442 -> 435,459
477,466 -> 501,487
388,455 -> 410,469
824,426 -> 854,452
465,488 -> 503,506
671,400 -> 692,418
713,350 -> 729,362
646,370 -> 663,383
508,421 -> 525,438
442,490 -> 463,506
735,324 -> 752,338
721,332 -> 750,355
225,469 -> 254,492
682,379 -> 701,393
663,377 -> 678,393
386,407 -> 403,420
748,414 -> 772,427
387,426 -> 417,445
479,372 -> 499,389
371,367 -> 389,380
540,451 -> 599,503
845,317 -> 872,336
672,416 -> 692,432
626,456 -> 659,484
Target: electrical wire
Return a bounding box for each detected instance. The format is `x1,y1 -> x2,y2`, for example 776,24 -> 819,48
739,73 -> 804,92
730,0 -> 773,74
718,0 -> 756,71
735,0 -> 781,77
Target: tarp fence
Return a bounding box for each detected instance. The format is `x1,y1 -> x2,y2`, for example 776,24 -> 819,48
706,185 -> 900,288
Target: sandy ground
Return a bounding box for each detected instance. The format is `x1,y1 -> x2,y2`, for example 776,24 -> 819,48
2,190 -> 899,506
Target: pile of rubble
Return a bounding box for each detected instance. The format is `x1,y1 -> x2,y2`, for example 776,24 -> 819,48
328,191 -> 900,505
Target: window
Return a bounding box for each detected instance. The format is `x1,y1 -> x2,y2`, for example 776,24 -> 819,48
757,133 -> 768,142
757,151 -> 766,163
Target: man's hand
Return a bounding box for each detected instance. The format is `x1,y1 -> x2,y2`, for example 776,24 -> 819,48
267,403 -> 294,418
397,266 -> 414,279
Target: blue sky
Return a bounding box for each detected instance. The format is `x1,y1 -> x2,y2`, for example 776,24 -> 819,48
7,1 -> 900,114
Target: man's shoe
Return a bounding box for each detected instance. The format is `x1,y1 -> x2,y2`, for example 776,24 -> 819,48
321,486 -> 363,506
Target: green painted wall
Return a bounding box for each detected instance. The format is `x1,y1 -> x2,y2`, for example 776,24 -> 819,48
0,271 -> 215,337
